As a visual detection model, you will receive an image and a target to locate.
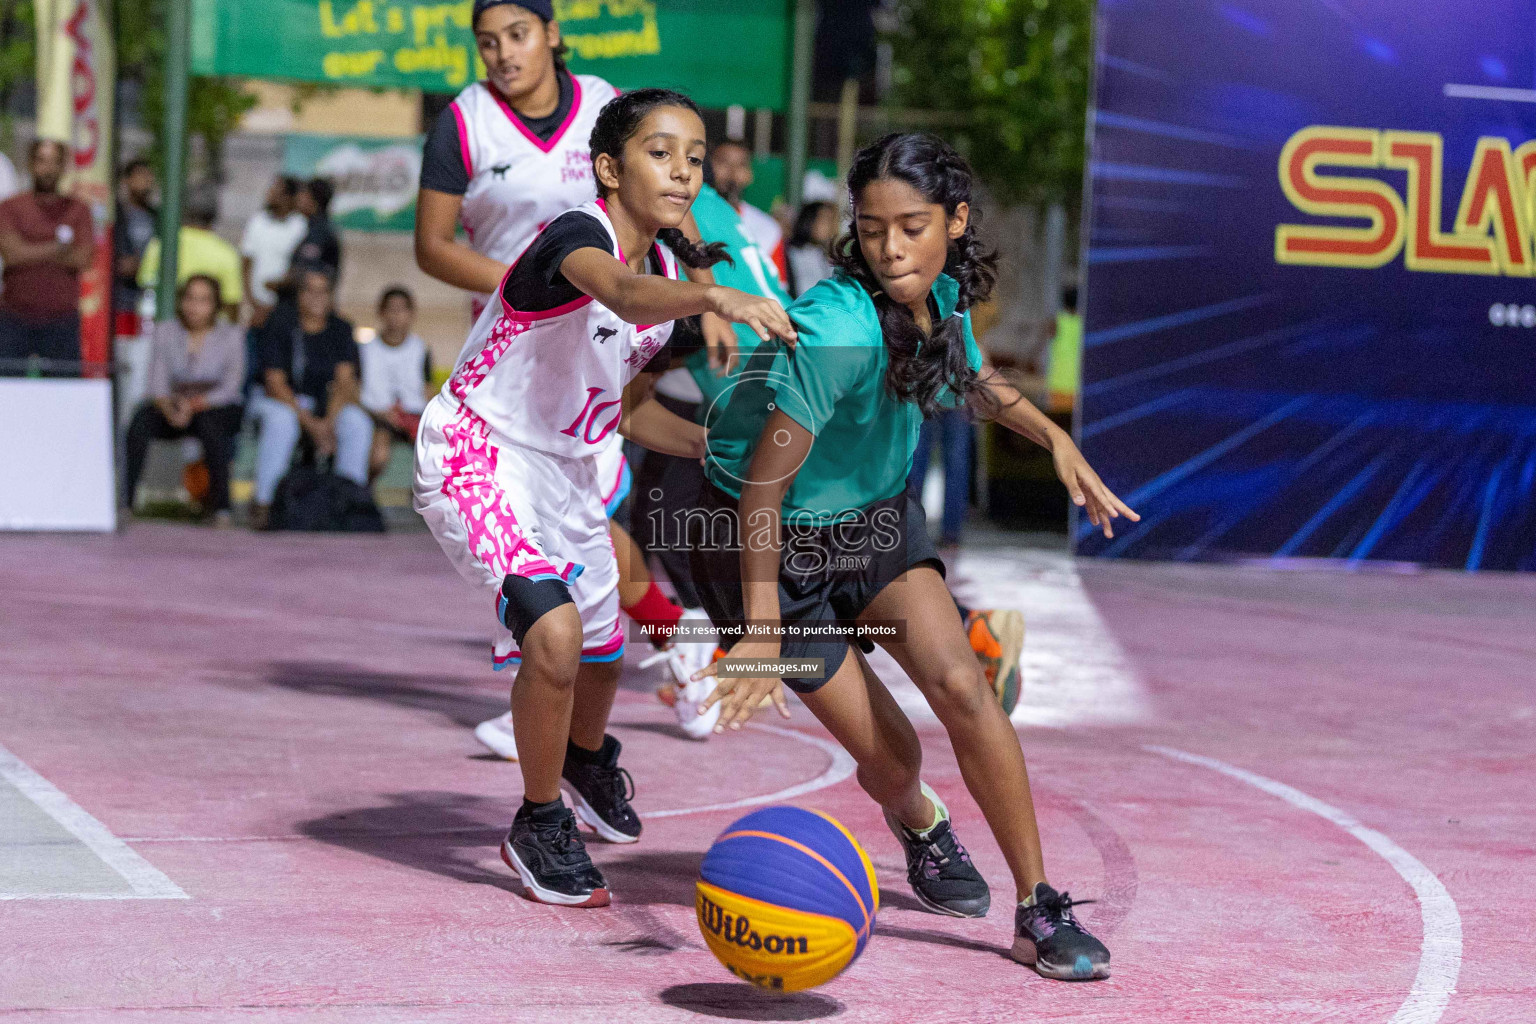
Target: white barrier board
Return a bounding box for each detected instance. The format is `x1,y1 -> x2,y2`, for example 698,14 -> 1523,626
0,379 -> 117,532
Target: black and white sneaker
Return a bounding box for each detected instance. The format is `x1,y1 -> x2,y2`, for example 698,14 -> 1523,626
561,735 -> 642,844
500,801 -> 610,907
1012,882 -> 1110,980
884,782 -> 991,918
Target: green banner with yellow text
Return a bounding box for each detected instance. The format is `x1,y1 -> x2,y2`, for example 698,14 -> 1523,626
191,0 -> 790,111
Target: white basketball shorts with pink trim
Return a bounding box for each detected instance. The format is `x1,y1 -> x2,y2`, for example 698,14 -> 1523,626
414,395 -> 623,669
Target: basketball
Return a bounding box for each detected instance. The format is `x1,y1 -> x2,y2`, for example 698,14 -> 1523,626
695,806 -> 879,992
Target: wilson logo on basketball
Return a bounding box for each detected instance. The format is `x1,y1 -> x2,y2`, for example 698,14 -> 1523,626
698,893 -> 810,955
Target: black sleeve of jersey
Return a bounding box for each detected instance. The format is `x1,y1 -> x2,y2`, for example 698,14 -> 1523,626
501,212 -> 614,312
420,105 -> 471,196
332,317 -> 362,371
635,319 -> 703,376
665,315 -> 707,360
638,345 -> 673,375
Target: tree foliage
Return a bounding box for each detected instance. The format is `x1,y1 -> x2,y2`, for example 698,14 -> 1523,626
0,0 -> 36,144
0,0 -> 256,170
117,0 -> 256,173
886,0 -> 1093,207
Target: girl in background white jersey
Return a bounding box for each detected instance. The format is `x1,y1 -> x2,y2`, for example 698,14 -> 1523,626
415,0 -> 709,761
417,0 -> 612,310
415,89 -> 796,907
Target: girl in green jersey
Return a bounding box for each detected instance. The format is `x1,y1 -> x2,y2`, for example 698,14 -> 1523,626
691,133 -> 1138,980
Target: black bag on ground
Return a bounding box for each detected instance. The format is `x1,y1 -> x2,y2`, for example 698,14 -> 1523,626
268,465 -> 385,533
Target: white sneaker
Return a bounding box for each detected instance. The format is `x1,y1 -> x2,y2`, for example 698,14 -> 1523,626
672,658 -> 723,741
473,711 -> 519,761
666,611 -> 721,740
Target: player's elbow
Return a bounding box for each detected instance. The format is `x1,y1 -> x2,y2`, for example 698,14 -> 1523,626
413,230 -> 442,275
606,298 -> 644,326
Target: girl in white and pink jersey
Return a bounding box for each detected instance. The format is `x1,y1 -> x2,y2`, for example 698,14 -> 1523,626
414,89 -> 796,907
417,0 -> 614,314
417,0 -> 714,761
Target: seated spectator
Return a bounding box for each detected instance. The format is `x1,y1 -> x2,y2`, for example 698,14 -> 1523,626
359,286 -> 432,480
138,184 -> 243,321
786,200 -> 837,297
249,264 -> 373,529
264,178 -> 342,304
122,275 -> 245,525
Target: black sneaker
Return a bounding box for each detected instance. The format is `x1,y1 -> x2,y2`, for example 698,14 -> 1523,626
1012,882 -> 1110,980
561,735 -> 641,844
883,784 -> 991,918
500,802 -> 610,907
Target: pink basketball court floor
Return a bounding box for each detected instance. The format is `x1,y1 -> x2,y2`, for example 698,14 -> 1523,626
2,524 -> 1531,1022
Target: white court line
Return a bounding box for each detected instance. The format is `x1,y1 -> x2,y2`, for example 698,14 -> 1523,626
872,548 -> 1151,728
0,741 -> 188,900
647,723 -> 856,819
1148,746 -> 1461,1024
123,723 -> 856,842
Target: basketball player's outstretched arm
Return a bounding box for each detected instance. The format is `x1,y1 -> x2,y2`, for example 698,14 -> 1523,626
560,248 -> 798,344
977,367 -> 1140,539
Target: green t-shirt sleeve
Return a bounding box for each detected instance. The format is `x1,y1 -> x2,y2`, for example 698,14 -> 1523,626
767,308 -> 873,436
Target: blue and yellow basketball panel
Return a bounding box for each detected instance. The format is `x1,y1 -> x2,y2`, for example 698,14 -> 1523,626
697,806 -> 879,992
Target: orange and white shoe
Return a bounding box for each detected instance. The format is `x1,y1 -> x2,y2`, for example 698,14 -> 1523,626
655,644 -> 778,723
653,656 -> 716,708
650,638 -> 725,740
966,609 -> 1025,715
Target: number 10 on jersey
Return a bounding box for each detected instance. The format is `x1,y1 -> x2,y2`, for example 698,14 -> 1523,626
561,387 -> 623,445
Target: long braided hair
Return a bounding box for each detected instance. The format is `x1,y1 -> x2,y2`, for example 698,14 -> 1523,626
831,133 -> 999,418
589,89 -> 731,270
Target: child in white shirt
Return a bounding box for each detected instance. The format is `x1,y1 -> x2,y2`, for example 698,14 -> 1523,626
359,286 -> 432,479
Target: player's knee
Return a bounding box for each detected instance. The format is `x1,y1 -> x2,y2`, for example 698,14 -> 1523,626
517,615 -> 585,687
926,661 -> 990,724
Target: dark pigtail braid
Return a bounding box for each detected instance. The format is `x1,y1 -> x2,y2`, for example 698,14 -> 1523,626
833,133 -> 1002,420
657,227 -> 732,270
